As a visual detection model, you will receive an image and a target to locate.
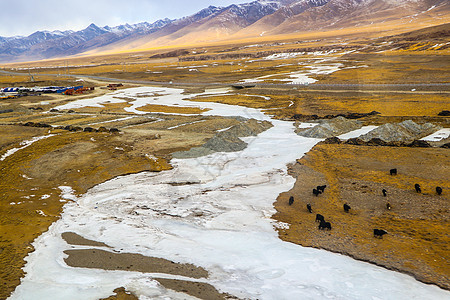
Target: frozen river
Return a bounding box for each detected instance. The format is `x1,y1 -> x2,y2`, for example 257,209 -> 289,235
10,87 -> 449,300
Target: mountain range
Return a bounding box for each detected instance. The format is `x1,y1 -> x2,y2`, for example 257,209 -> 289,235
0,0 -> 448,63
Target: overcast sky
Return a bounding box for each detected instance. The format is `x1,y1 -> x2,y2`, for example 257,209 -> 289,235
0,0 -> 252,37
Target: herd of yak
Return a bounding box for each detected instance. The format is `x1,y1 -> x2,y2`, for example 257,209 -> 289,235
288,168 -> 444,239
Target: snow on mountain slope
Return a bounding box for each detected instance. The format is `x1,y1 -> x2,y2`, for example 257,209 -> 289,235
237,0 -> 449,37
0,0 -> 448,62
0,19 -> 172,62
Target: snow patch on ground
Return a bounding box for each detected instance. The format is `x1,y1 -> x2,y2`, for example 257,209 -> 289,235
264,52 -> 305,60
0,134 -> 55,161
167,120 -> 207,130
241,63 -> 343,84
297,123 -> 318,129
59,186 -> 77,201
242,94 -> 271,100
338,126 -> 379,140
421,128 -> 450,141
54,87 -> 247,118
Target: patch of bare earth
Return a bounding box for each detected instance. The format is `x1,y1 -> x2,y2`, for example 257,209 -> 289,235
99,287 -> 138,300
63,232 -> 237,300
273,144 -> 449,290
63,249 -> 208,278
155,279 -> 239,300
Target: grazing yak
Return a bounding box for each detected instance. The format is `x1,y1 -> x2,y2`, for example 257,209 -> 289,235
307,203 -> 312,213
289,196 -> 294,206
374,229 -> 387,238
390,168 -> 397,175
312,189 -> 321,196
319,220 -> 332,230
343,203 -> 351,213
315,214 -> 325,223
317,185 -> 327,193
415,183 -> 421,193
436,186 -> 443,195
386,203 -> 391,210
382,189 -> 387,197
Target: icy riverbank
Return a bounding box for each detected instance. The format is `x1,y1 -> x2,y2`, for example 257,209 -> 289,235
10,87 -> 450,300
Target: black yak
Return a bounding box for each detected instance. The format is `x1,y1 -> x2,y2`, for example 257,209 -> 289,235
319,221 -> 332,230
374,229 -> 387,238
436,186 -> 443,195
313,189 -> 321,196
315,214 -> 324,223
414,183 -> 421,193
289,196 -> 294,206
382,189 -> 387,197
343,203 -> 351,213
390,168 -> 397,175
317,185 -> 327,193
306,203 -> 312,213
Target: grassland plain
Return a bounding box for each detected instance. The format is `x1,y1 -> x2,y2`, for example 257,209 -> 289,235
189,89 -> 450,126
273,144 -> 449,290
0,27 -> 449,298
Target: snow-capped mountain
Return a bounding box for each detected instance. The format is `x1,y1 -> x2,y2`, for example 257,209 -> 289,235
0,0 -> 447,62
0,19 -> 173,62
260,0 -> 449,35
100,0 -> 330,51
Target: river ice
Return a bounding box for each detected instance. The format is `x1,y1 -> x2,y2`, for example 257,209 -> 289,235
10,87 -> 449,300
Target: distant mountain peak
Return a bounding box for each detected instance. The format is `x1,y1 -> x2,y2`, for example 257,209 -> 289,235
0,0 -> 447,63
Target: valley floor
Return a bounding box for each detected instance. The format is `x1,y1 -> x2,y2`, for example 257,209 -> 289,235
0,84 -> 447,299
0,42 -> 449,299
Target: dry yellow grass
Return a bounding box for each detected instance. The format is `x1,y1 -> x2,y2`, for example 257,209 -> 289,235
136,104 -> 209,114
0,126 -> 171,299
0,74 -> 72,85
274,144 -> 449,289
321,53 -> 450,84
67,102 -> 132,114
294,92 -> 450,117
189,88 -> 450,121
0,75 -> 31,83
99,287 -> 138,300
